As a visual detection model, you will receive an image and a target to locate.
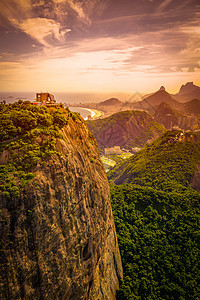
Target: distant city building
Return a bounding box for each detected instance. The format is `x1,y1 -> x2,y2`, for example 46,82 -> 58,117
105,146 -> 122,155
166,113 -> 173,130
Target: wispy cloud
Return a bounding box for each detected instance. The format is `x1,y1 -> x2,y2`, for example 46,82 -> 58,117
1,0 -> 109,47
11,17 -> 71,47
0,0 -> 200,93
0,0 -> 31,25
157,0 -> 174,12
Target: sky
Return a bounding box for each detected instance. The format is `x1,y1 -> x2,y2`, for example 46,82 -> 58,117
0,0 -> 200,95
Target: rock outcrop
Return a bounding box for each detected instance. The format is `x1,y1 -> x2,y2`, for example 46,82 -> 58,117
173,82 -> 200,102
87,110 -> 166,151
0,117 -> 122,299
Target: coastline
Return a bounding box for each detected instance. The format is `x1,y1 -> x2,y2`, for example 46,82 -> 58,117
69,106 -> 103,120
87,108 -> 103,119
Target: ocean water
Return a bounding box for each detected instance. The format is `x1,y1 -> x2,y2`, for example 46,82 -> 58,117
0,91 -> 133,105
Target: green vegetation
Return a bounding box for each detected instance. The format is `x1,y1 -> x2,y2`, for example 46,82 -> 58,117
108,130 -> 200,192
111,184 -> 200,300
0,100 -> 69,142
104,153 -> 127,164
87,110 -> 138,135
108,130 -> 200,299
0,101 -> 80,200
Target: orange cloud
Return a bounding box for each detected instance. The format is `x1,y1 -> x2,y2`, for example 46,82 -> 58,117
10,17 -> 71,47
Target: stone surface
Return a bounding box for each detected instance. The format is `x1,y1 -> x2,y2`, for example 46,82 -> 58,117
0,117 -> 122,299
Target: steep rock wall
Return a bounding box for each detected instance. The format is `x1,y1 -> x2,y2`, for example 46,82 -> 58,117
87,110 -> 166,150
0,117 -> 122,299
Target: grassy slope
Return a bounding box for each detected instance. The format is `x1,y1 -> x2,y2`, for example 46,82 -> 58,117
108,130 -> 200,192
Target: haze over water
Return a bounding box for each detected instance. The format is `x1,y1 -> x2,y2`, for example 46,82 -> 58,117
0,91 -> 134,105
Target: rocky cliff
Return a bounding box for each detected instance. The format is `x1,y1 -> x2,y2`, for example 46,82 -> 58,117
87,110 -> 166,151
0,113 -> 122,299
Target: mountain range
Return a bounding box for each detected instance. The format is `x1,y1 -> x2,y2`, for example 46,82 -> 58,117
77,82 -> 200,122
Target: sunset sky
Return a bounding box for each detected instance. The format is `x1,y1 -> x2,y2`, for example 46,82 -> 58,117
0,0 -> 200,94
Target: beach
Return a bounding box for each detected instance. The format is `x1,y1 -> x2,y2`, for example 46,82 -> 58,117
69,106 -> 103,120
87,108 -> 103,119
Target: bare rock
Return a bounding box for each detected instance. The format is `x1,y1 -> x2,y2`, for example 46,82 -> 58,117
0,118 -> 122,299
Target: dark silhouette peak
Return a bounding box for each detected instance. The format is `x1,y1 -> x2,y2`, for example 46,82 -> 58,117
179,82 -> 199,95
152,89 -> 172,99
155,102 -> 175,117
99,98 -> 121,106
159,86 -> 165,91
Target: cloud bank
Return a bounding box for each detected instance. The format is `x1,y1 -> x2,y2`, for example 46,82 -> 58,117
0,0 -> 200,93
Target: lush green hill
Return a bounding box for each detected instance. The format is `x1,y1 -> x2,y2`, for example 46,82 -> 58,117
87,110 -> 166,152
108,130 -> 200,299
110,184 -> 200,300
0,101 -> 82,197
108,130 -> 200,192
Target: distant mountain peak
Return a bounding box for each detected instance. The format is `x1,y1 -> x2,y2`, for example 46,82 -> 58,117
179,82 -> 199,95
159,86 -> 165,91
99,98 -> 121,106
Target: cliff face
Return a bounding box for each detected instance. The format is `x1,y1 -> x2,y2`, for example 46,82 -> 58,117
87,110 -> 166,151
0,117 -> 122,299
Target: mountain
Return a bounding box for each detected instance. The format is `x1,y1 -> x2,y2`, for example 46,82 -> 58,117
132,89 -> 181,114
95,98 -> 123,116
0,101 -> 122,299
183,98 -> 200,115
108,130 -> 200,191
154,101 -> 200,130
179,82 -> 199,95
87,110 -> 166,151
108,130 -> 200,299
98,98 -> 122,106
154,102 -> 180,129
173,82 -> 200,102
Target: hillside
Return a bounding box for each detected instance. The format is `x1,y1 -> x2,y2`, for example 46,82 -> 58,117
98,98 -> 122,106
154,102 -> 181,129
108,130 -> 200,299
87,110 -> 166,152
154,102 -> 200,130
108,130 -> 200,191
183,98 -> 200,115
131,89 -> 181,114
0,101 -> 122,299
110,183 -> 200,300
173,82 -> 200,102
